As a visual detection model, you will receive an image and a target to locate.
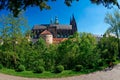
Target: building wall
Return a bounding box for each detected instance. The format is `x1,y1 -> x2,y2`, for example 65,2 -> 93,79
32,27 -> 73,39
40,34 -> 53,44
45,35 -> 53,44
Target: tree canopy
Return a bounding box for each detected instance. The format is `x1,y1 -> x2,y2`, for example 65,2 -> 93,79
0,0 -> 119,17
104,10 -> 120,58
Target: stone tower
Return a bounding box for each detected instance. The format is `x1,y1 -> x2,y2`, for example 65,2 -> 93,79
40,30 -> 53,44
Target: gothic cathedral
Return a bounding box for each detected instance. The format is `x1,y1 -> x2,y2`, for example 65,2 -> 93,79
32,15 -> 77,40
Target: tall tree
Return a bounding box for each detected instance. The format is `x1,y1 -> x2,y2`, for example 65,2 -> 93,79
104,10 -> 120,58
0,12 -> 29,51
97,36 -> 118,64
0,12 -> 28,38
0,0 -> 119,17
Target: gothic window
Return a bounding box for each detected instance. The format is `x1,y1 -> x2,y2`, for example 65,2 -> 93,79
61,34 -> 63,38
57,34 -> 60,38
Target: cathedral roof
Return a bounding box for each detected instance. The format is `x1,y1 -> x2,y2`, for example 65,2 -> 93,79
56,25 -> 72,29
40,30 -> 52,35
33,24 -> 72,30
33,25 -> 46,29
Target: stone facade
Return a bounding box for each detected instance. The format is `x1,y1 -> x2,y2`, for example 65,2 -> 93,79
32,15 -> 77,39
40,30 -> 53,44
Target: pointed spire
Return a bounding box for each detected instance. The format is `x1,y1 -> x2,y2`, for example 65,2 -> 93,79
72,14 -> 75,21
70,14 -> 77,33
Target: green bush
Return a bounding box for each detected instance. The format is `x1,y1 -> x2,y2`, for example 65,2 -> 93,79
15,65 -> 25,72
75,65 -> 83,72
0,64 -> 3,69
33,66 -> 45,73
54,65 -> 64,73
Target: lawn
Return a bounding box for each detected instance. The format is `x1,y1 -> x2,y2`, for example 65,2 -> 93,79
0,68 -> 85,78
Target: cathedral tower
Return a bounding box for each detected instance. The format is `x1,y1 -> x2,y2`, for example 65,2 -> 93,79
70,14 -> 77,34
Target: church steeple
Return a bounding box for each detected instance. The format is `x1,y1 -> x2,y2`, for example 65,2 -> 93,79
70,14 -> 77,34
54,16 -> 59,24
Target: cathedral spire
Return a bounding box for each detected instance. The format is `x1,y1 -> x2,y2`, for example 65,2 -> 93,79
70,14 -> 77,34
54,16 -> 59,24
72,14 -> 75,21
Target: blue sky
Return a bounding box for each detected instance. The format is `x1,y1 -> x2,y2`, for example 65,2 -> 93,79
0,0 -> 118,35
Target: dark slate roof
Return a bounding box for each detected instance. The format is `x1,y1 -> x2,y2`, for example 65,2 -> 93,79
56,25 -> 72,29
33,25 -> 47,29
33,24 -> 72,30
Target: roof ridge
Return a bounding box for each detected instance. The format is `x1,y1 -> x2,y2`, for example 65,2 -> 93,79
40,30 -> 52,35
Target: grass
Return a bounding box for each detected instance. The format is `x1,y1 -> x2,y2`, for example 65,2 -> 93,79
0,68 -> 85,78
0,66 -> 109,78
1,61 -> 120,78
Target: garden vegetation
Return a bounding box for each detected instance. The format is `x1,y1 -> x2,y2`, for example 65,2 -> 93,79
0,11 -> 119,78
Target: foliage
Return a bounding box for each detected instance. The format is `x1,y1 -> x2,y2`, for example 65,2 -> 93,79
0,51 -> 19,69
57,32 -> 99,70
76,32 -> 99,69
97,36 -> 118,65
0,12 -> 119,77
74,65 -> 83,72
41,44 -> 57,71
15,65 -> 25,72
104,10 -> 120,58
0,64 -> 3,70
0,31 -> 119,77
0,12 -> 29,38
54,65 -> 64,73
32,60 -> 45,70
91,0 -> 119,8
0,0 -> 119,17
33,66 -> 45,73
57,32 -> 80,69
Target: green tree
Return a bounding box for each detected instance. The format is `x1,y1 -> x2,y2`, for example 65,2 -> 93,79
104,10 -> 120,58
23,38 -> 46,70
76,32 -> 99,69
0,50 -> 19,69
57,32 -> 99,70
97,36 -> 118,66
0,13 -> 29,69
0,12 -> 29,51
41,44 -> 57,71
34,38 -> 47,53
57,32 -> 80,69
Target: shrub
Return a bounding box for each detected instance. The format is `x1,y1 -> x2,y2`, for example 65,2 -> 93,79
15,65 -> 25,72
33,66 -> 45,73
75,65 -> 83,72
54,65 -> 64,73
0,64 -> 3,69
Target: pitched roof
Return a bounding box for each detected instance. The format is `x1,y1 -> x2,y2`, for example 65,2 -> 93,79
40,30 -> 52,35
33,24 -> 72,30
